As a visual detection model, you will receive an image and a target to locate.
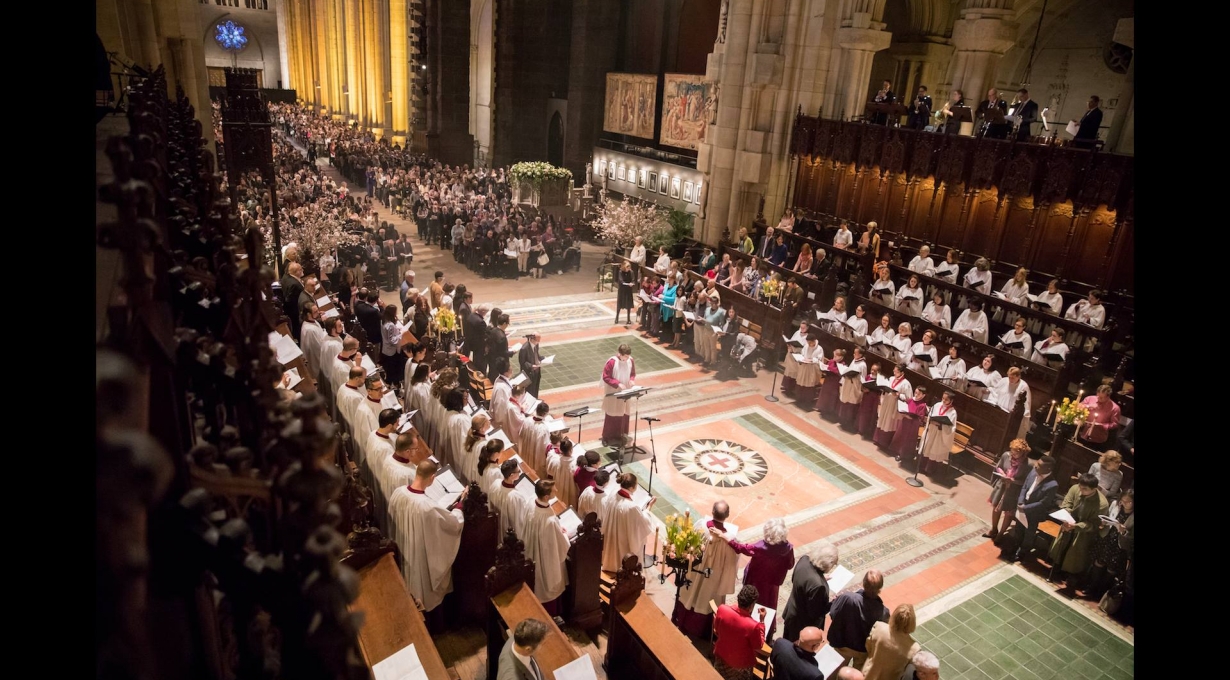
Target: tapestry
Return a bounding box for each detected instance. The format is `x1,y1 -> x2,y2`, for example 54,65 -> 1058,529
660,74 -> 717,150
603,73 -> 658,140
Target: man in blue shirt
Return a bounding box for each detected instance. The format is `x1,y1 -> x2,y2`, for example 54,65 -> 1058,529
826,569 -> 889,670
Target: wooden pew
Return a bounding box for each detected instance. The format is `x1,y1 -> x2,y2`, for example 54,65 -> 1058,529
485,532 -> 582,680
350,551 -> 453,680
273,321 -> 318,395
449,481 -> 500,626
605,556 -> 724,680
1049,436 -> 1135,496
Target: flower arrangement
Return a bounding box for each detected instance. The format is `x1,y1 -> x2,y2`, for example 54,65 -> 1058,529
434,307 -> 458,334
1055,397 -> 1089,425
760,276 -> 781,302
508,161 -> 573,189
663,513 -> 704,564
593,196 -> 669,247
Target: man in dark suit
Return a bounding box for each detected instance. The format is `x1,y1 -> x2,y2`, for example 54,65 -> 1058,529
354,288 -> 383,350
280,261 -> 305,339
769,627 -> 828,680
781,541 -> 837,642
487,313 -> 513,377
464,305 -> 489,376
1010,88 -> 1040,142
976,87 -> 1010,139
757,225 -> 777,259
906,85 -> 933,130
870,80 -> 896,125
518,332 -> 543,398
1006,455 -> 1059,563
1072,95 -> 1103,149
496,618 -> 549,680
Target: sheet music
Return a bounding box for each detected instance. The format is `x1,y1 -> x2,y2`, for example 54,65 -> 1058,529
322,308 -> 339,319
545,417 -> 570,433
489,428 -> 515,449
381,390 -> 403,410
630,485 -> 653,510
509,342 -> 524,354
540,355 -> 556,366
315,295 -> 332,308
510,373 -> 529,387
397,411 -> 419,434
281,368 -> 303,390
1049,508 -> 1076,525
552,655 -> 599,680
512,475 -> 538,502
812,644 -> 846,677
371,642 -> 429,680
559,508 -> 584,540
751,604 -> 776,632
361,354 -> 380,377
826,564 -> 855,593
424,469 -> 464,508
683,311 -> 696,322
1065,120 -> 1080,136
272,333 -> 305,364
613,386 -> 647,398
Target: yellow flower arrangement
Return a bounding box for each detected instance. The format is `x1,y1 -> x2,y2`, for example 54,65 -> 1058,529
663,513 -> 704,563
1055,397 -> 1089,425
434,307 -> 458,334
760,277 -> 781,301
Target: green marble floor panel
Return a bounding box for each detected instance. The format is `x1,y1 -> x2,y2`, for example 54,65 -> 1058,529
516,336 -> 680,392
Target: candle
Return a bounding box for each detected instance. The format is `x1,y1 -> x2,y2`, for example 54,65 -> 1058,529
1047,400 -> 1055,424
1077,389 -> 1084,401
652,527 -> 659,564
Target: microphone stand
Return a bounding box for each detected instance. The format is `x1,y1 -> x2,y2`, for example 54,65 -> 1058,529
765,351 -> 781,402
907,404 -> 931,488
644,417 -> 659,497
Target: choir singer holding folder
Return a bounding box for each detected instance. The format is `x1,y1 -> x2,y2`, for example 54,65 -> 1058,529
600,344 -> 637,446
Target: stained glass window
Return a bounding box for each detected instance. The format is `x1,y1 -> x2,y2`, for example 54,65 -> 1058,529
215,21 -> 249,52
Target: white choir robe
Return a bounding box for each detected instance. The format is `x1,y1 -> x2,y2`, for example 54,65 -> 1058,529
420,394 -> 446,459
782,328 -> 810,379
544,450 -> 580,510
934,356 -> 967,391
442,411 -> 473,475
505,406 -> 530,446
819,309 -> 849,338
998,330 -> 1033,358
844,316 -> 869,345
676,520 -> 740,617
905,343 -> 938,373
952,309 -> 989,344
601,492 -> 654,572
317,338 -> 343,406
840,359 -> 868,405
1065,300 -> 1106,332
481,465 -> 504,495
519,418 -> 552,474
891,334 -> 913,363
401,359 -> 419,405
921,302 -> 952,329
359,395 -> 384,425
908,256 -> 935,277
988,378 -> 1032,438
876,378 -> 913,433
328,355 -> 358,399
365,431 -> 396,477
598,485 -> 622,531
459,436 -> 488,486
577,486 -> 607,523
870,281 -> 896,308
933,262 -> 959,284
490,377 -> 513,432
336,384 -> 365,432
922,403 -> 958,463
601,356 -> 636,442
795,343 -> 825,388
375,452 -> 415,532
387,486 -> 464,612
868,326 -> 895,349
490,480 -> 533,540
963,367 -> 1001,400
409,383 -> 433,434
963,268 -> 992,295
522,503 -> 571,602
999,280 -> 1030,306
1034,291 -> 1063,315
349,408 -> 379,471
895,286 -> 924,317
300,321 -> 326,379
1030,339 -> 1069,366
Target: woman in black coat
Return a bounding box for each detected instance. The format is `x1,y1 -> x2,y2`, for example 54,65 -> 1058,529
616,260 -> 636,325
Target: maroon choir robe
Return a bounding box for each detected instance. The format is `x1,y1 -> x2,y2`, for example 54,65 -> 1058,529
815,359 -> 842,419
889,398 -> 928,460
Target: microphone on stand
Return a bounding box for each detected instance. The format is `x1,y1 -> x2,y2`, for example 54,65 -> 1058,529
641,416 -> 661,422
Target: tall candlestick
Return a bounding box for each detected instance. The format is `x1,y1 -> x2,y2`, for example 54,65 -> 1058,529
1047,400 -> 1055,424
1077,389 -> 1084,401
652,527 -> 659,564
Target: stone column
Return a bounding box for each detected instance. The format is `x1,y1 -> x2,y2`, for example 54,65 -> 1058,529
1105,18 -> 1133,154
945,1 -> 1016,104
390,0 -> 410,145
825,26 -> 892,121
344,0 -> 363,122
274,0 -> 291,89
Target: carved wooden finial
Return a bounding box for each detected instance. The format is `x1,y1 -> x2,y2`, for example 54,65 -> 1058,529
610,554 -> 646,607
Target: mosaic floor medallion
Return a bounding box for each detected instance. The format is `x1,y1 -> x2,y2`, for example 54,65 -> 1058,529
670,439 -> 768,487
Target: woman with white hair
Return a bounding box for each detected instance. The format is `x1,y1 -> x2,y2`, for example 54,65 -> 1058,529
900,649 -> 940,680
781,539 -> 840,642
710,517 -> 795,639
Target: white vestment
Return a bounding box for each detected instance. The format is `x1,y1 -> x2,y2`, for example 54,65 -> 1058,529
544,451 -> 579,510
481,465 -> 504,495
374,452 -> 415,531
519,419 -> 552,474
677,520 -> 740,615
953,309 -> 989,344
490,480 -> 533,540
598,484 -> 621,530
921,302 -> 952,329
409,383 -> 433,435
601,492 -> 653,572
459,436 -> 488,486
329,355 -> 358,399
522,503 -> 571,602
601,356 -> 635,418
387,487 -> 464,612
989,379 -> 1032,438
921,403 -> 958,463
300,322 -> 326,378
577,487 -> 606,523
876,377 -> 912,432
336,384 -> 365,433
490,378 -> 513,431
442,412 -> 472,473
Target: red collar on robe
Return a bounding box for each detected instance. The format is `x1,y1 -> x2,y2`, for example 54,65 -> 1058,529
593,488 -> 604,494
535,501 -> 551,509
501,480 -> 517,489
367,395 -> 382,403
707,519 -> 726,532
891,375 -> 905,388
375,431 -> 391,439
407,486 -> 425,494
939,404 -> 954,416
346,384 -> 361,391
533,417 -> 544,422
618,489 -> 633,499
392,454 -> 411,464
337,354 -> 350,361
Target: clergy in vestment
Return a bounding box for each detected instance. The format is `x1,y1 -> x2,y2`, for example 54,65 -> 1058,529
518,402 -> 553,474
601,473 -> 656,572
489,459 -> 533,540
299,304 -> 326,378
577,468 -> 610,522
387,460 -> 465,612
522,480 -> 571,613
919,391 -> 958,474
544,438 -> 581,510
673,501 -> 741,639
440,388 -> 471,472
600,344 -> 637,446
374,431 -> 419,532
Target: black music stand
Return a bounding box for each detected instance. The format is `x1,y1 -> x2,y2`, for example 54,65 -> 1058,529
563,405 -> 596,446
941,106 -> 973,134
864,101 -> 908,126
615,386 -> 651,463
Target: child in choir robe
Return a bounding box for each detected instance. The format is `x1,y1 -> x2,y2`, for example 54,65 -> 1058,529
408,365 -> 434,435
674,500 -> 742,639
816,348 -> 846,420
933,249 -> 960,285
459,413 -> 491,485
1032,278 -> 1063,315
919,390 -> 958,475
997,317 -> 1033,359
963,257 -> 993,295
781,321 -> 813,395
1031,328 -> 1069,366
545,438 -> 581,510
573,449 -> 602,494
889,385 -> 929,462
890,322 -> 914,363
964,354 -> 1001,401
441,389 -> 471,473
858,362 -> 885,439
842,302 -> 869,344
905,330 -> 939,372
895,274 -> 925,317
478,440 -> 506,495
489,459 -> 532,540
387,459 -> 465,613
376,432 -> 421,534
793,335 -> 826,403
522,480 -> 571,614
840,347 -> 869,431
953,299 -> 989,344
874,364 -> 913,448
908,245 -> 935,276
870,264 -> 896,308
922,291 -> 952,329
601,473 -> 657,572
519,401 -> 553,474
935,344 -> 967,391
577,468 -> 610,522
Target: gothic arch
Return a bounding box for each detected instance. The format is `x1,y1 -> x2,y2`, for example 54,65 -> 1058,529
202,13 -> 266,63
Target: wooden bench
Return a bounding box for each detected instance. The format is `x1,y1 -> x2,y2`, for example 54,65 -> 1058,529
350,552 -> 454,680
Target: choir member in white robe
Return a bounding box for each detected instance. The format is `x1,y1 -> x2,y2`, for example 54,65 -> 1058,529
505,386 -> 531,445
998,268 -> 1031,306
519,402 -> 553,474
335,367 -> 368,434
1033,279 -> 1064,315
904,331 -> 939,372
407,365 -> 433,434
839,347 -> 869,430
842,303 -> 870,345
522,480 -> 571,611
489,364 -> 514,432
422,372 -> 457,455
1031,328 -> 1070,366
477,440 -> 507,495
441,389 -> 472,474
907,246 -> 935,277
544,439 -> 580,510
934,345 -> 967,390
1064,290 -> 1107,350
358,375 -> 388,427
933,250 -> 960,284
895,275 -> 925,317
889,323 -> 914,364
674,501 -> 741,638
781,321 -> 813,393
600,345 -> 636,446
316,318 -> 346,392
793,336 -> 825,399
953,300 -> 989,344
921,292 -> 952,329
489,460 -> 533,540
919,391 -> 958,474
387,460 -> 465,612
817,297 -> 849,337
577,469 -> 610,523
870,267 -> 896,308
299,309 -> 326,379
963,257 -> 993,295
598,477 -> 622,530
873,364 -> 912,448
328,338 -> 363,399
374,432 -> 418,533
601,473 -> 656,572
987,366 -> 1031,438
997,318 -> 1033,358
964,355 -> 1002,401
400,344 -> 427,406
361,409 -> 399,475
867,315 -> 895,355
458,413 -> 491,485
